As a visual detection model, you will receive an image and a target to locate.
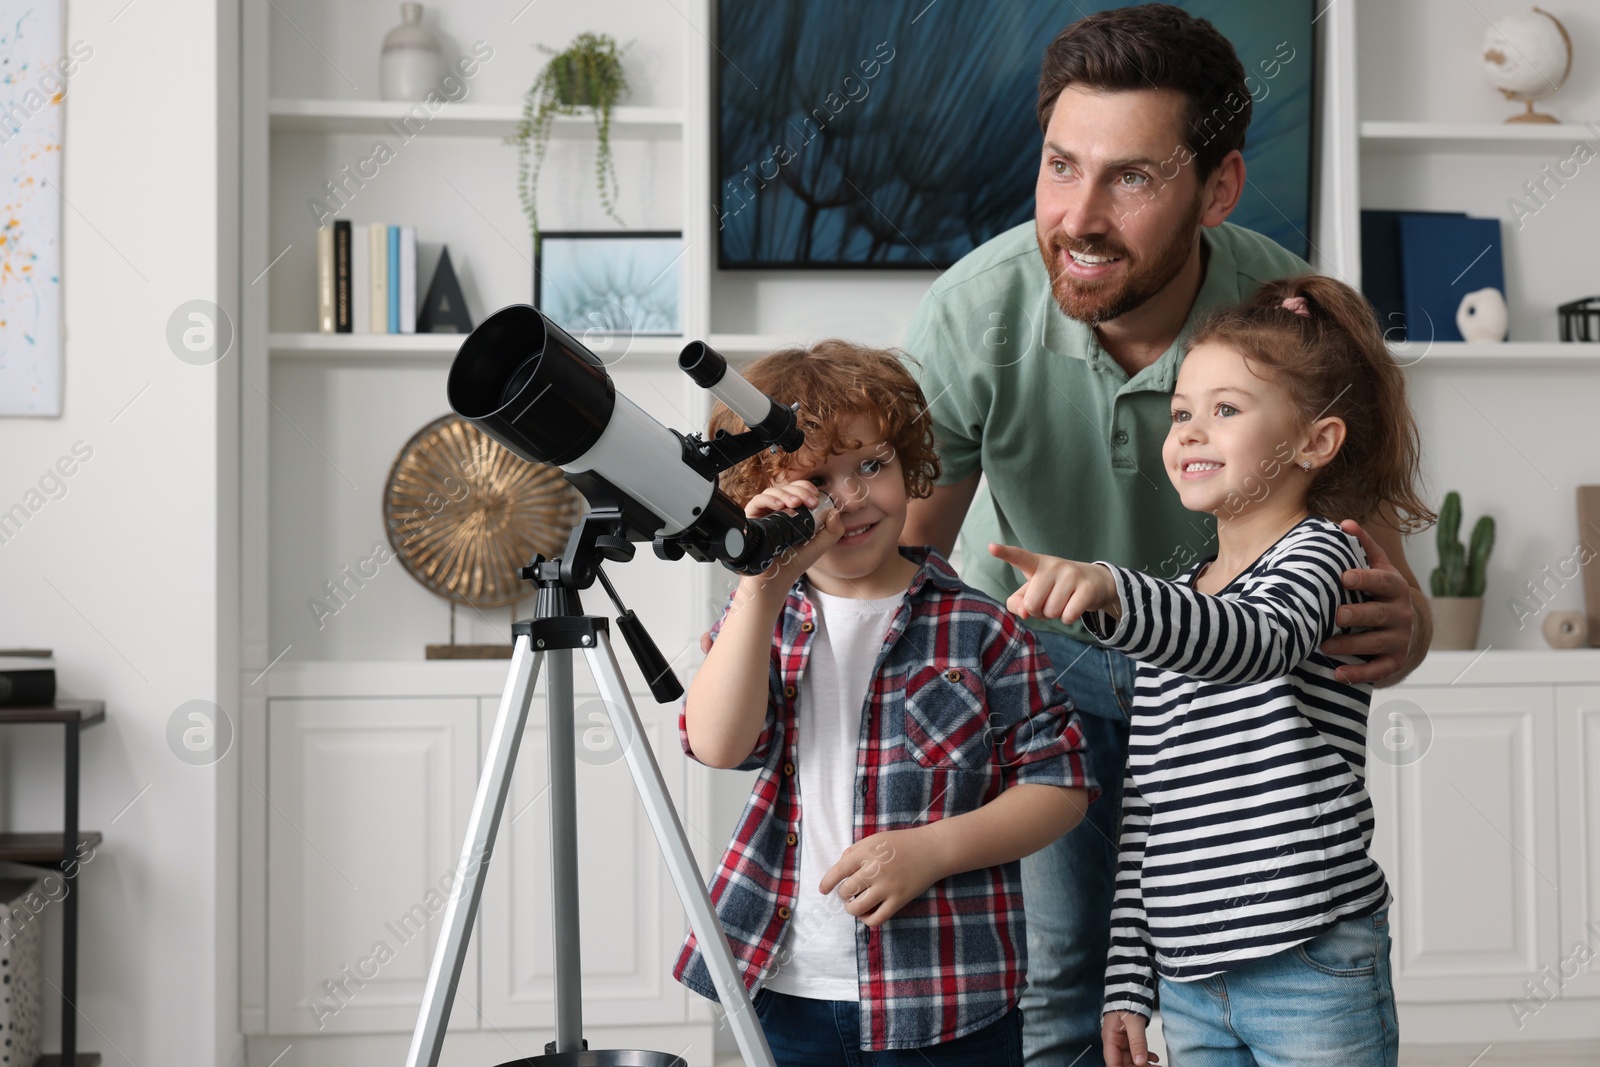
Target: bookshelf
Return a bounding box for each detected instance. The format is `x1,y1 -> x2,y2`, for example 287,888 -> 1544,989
268,98 -> 683,139
240,2 -> 723,1059
1360,120 -> 1600,154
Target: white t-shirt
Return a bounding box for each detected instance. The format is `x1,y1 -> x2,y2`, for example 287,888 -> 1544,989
762,587 -> 903,1002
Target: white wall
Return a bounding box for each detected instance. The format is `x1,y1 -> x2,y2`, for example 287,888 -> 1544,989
0,1 -> 239,1065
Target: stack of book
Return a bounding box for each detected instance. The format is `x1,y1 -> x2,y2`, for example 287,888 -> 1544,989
1360,209 -> 1506,343
0,649 -> 55,707
317,220 -> 419,334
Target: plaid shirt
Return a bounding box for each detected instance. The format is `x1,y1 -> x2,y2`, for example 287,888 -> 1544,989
673,547 -> 1096,1050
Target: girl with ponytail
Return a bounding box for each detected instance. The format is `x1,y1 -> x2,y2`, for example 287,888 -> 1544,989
988,274 -> 1435,1067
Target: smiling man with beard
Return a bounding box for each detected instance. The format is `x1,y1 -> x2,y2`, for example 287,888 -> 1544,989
899,6 -> 1431,1067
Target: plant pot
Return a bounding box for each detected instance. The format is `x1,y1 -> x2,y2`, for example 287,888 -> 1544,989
551,54 -> 620,107
1430,596 -> 1484,650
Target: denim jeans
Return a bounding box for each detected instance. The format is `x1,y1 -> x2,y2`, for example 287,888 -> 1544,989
1019,631 -> 1135,1067
1156,907 -> 1400,1066
750,988 -> 1024,1067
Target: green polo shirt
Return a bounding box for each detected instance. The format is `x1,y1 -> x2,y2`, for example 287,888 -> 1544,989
902,220 -> 1310,644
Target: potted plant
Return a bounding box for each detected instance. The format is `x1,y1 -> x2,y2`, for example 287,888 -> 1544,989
507,32 -> 630,246
1429,490 -> 1495,650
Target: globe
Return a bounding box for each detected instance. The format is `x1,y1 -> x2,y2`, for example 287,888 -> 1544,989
1481,8 -> 1572,123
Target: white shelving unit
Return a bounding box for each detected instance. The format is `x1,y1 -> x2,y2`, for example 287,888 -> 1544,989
1393,341 -> 1600,367
240,4 -> 730,1065
268,98 -> 684,139
265,330 -> 686,359
1361,120 -> 1600,154
1350,0 -> 1600,1050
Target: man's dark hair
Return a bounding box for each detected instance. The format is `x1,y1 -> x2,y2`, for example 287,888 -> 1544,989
1036,3 -> 1251,181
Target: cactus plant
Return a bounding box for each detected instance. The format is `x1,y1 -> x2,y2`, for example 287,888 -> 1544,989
1430,491 -> 1495,597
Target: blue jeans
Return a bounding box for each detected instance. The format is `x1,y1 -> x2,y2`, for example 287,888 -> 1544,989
1157,907 -> 1400,1066
1020,631 -> 1134,1067
750,989 -> 1023,1066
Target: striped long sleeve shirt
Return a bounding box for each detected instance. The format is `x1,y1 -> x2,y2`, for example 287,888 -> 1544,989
1081,515 -> 1392,1018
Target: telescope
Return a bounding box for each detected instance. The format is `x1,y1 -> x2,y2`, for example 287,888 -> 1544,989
448,304 -> 832,585
406,306 -> 827,1067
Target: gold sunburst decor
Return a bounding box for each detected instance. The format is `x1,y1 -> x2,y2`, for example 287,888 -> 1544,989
384,414 -> 584,618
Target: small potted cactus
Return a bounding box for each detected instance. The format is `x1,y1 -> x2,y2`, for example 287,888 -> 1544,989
1429,490 -> 1495,650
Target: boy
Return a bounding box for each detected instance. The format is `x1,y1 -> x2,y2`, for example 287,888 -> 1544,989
673,340 -> 1096,1064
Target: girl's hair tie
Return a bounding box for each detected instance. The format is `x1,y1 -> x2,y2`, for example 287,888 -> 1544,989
1280,295 -> 1311,318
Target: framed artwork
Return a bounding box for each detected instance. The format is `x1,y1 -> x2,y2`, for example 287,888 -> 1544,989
533,230 -> 683,336
0,0 -> 65,414
715,0 -> 1316,269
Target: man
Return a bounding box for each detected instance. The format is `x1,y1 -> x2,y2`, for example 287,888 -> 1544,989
899,7 -> 1431,1067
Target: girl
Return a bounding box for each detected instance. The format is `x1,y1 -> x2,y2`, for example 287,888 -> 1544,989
989,274 -> 1436,1067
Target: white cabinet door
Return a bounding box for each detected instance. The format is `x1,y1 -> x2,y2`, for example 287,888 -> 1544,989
477,682 -> 695,1029
1382,685 -> 1559,1001
1556,685 -> 1600,999
267,696 -> 480,1034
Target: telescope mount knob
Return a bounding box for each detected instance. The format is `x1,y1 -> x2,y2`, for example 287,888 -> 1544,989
595,534 -> 634,563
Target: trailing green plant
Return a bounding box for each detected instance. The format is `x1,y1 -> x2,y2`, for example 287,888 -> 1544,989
1430,490 -> 1495,597
507,32 -> 630,246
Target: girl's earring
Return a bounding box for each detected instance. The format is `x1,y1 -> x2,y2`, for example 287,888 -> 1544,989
1301,460 -> 1312,472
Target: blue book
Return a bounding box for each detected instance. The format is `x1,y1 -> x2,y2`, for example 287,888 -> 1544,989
387,225 -> 401,334
1360,209 -> 1464,343
1397,214 -> 1505,344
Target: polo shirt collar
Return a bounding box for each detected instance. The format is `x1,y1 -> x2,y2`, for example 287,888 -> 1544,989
1038,224 -> 1241,391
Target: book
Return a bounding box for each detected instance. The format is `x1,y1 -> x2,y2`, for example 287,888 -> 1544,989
0,649 -> 55,707
369,222 -> 388,333
0,669 -> 55,707
388,225 -> 401,334
351,224 -> 370,334
1360,209 -> 1465,343
1397,213 -> 1506,344
399,225 -> 417,334
316,225 -> 335,333
334,219 -> 352,332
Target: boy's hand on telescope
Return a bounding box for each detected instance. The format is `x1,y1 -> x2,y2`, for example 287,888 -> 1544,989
743,479 -> 845,591
1103,1009 -> 1160,1067
989,543 -> 1121,625
819,827 -> 946,927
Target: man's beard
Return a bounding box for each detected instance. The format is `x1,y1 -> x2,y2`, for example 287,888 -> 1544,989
1036,194 -> 1204,327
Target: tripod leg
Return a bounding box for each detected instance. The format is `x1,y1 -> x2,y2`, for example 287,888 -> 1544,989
406,634 -> 544,1067
546,647 -> 584,1050
584,633 -> 777,1067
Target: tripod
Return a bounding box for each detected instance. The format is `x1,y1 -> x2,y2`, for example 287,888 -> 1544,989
405,512 -> 776,1067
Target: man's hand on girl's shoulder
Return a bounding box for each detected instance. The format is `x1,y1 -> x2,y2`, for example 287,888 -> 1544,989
1318,517 -> 1424,687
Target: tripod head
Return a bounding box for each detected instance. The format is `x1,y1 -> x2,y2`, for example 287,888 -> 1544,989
518,508 -> 683,704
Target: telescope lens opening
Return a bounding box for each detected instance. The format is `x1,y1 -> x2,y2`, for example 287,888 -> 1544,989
447,305 -> 617,467
502,355 -> 542,409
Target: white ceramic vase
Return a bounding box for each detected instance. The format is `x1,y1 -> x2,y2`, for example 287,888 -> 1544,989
380,3 -> 444,101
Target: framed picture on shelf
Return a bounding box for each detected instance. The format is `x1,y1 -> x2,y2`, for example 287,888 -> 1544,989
534,230 -> 683,337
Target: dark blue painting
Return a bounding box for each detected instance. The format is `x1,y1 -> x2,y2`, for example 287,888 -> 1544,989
716,0 -> 1316,269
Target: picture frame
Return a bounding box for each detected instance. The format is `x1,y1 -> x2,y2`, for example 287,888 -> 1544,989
714,0 -> 1316,269
533,230 -> 684,337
